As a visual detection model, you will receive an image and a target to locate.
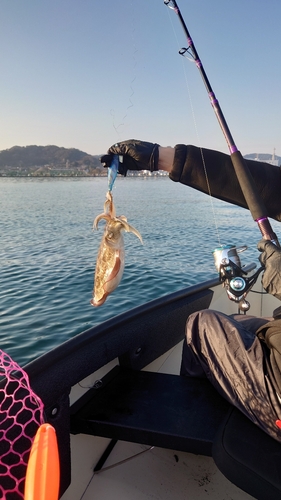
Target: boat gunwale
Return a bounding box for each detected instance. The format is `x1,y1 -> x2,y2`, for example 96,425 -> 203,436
23,277 -> 220,394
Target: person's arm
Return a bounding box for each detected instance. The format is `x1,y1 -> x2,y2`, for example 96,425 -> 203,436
169,144 -> 281,222
101,140 -> 281,222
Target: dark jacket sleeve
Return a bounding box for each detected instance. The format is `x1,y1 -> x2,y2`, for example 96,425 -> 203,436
169,145 -> 281,222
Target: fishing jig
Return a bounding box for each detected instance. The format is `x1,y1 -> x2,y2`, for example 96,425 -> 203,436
107,154 -> 119,192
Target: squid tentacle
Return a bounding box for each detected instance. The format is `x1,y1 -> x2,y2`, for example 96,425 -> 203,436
93,213 -> 111,230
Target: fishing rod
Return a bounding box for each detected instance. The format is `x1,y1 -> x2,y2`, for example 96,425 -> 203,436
164,0 -> 279,246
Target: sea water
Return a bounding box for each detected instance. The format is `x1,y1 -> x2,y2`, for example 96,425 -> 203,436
1,176 -> 280,366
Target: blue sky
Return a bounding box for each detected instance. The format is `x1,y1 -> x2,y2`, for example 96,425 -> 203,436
0,0 -> 280,157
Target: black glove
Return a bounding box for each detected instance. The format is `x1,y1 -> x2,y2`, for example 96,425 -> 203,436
257,239 -> 281,300
100,140 -> 159,176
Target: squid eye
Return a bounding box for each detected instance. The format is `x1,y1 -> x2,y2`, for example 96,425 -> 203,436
107,232 -> 113,239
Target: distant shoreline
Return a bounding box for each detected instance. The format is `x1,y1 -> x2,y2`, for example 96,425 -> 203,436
0,172 -> 169,179
0,174 -> 107,178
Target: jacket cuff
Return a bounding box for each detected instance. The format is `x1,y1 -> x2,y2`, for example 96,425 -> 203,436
169,144 -> 188,182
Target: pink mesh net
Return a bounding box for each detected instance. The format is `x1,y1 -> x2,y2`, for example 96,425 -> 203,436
0,350 -> 44,499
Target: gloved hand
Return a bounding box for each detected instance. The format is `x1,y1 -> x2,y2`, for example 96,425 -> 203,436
257,239 -> 281,300
100,139 -> 159,176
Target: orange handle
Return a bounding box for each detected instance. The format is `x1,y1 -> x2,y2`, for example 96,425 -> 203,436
24,423 -> 60,500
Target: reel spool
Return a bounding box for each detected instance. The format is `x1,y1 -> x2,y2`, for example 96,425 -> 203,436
213,244 -> 264,312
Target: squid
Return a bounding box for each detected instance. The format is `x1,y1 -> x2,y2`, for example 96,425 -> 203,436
91,192 -> 142,307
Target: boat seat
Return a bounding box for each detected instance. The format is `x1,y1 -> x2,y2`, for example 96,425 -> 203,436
212,407 -> 281,500
70,366 -> 230,457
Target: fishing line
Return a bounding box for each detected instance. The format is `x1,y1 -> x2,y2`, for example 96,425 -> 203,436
164,0 -> 279,246
110,1 -> 138,139
182,61 -> 222,246
165,4 -> 221,246
110,75 -> 136,135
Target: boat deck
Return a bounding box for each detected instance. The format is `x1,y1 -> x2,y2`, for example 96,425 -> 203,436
62,435 -> 255,500
62,342 -> 255,500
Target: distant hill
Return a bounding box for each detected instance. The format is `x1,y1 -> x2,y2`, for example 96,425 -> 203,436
0,145 -> 105,176
1,145 -> 279,177
244,153 -> 281,166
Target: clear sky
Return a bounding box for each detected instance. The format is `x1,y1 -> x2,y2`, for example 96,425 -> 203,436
0,0 -> 280,157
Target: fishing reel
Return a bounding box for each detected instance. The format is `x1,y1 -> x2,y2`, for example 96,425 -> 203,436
213,244 -> 264,312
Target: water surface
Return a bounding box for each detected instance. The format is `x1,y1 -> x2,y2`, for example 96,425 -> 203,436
1,177 -> 279,365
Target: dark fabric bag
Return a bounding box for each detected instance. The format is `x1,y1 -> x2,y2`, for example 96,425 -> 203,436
257,319 -> 281,395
